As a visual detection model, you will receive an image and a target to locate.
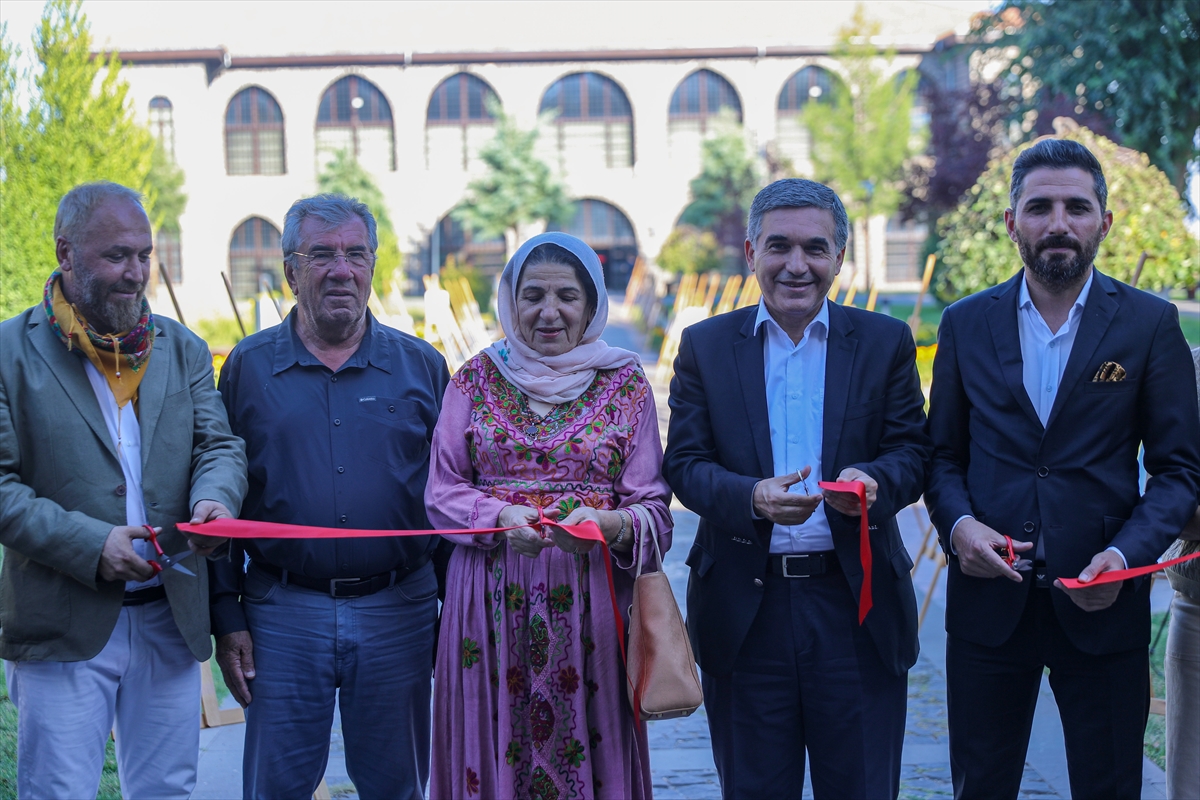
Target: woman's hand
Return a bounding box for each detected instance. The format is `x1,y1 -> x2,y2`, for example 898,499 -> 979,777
555,507 -> 627,554
499,505 -> 553,558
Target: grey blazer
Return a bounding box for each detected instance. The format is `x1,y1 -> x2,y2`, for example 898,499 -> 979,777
0,305 -> 248,662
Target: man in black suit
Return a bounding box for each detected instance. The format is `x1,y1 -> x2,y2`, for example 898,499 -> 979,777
663,178 -> 930,799
925,138 -> 1200,800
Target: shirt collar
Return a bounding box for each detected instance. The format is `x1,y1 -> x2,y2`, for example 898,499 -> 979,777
272,310 -> 391,375
753,297 -> 829,343
1018,269 -> 1095,315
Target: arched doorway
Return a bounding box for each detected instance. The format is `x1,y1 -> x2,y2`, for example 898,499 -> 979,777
547,199 -> 638,291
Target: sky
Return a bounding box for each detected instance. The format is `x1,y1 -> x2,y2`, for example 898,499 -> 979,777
1,1 -> 997,57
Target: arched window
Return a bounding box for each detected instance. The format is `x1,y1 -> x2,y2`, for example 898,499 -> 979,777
225,87 -> 285,176
316,75 -> 395,175
667,69 -> 742,168
775,66 -> 838,172
229,217 -> 283,300
669,69 -> 742,130
149,96 -> 174,157
425,73 -> 500,172
546,199 -> 638,290
537,73 -> 633,170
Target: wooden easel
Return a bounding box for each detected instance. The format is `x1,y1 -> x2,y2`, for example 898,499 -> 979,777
908,504 -> 947,630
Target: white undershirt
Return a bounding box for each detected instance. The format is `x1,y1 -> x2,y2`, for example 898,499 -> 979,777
82,360 -> 159,591
755,299 -> 835,553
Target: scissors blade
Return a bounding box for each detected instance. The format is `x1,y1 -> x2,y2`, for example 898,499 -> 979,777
159,552 -> 196,577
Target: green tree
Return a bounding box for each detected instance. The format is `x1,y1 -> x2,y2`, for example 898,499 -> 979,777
316,148 -> 402,297
936,122 -> 1194,301
975,0 -> 1199,193
802,5 -> 924,285
0,0 -> 158,320
656,225 -> 724,274
678,115 -> 761,256
453,108 -> 572,258
144,140 -> 187,234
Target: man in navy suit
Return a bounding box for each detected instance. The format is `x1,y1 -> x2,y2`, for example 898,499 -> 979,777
925,138 -> 1200,799
663,179 -> 930,799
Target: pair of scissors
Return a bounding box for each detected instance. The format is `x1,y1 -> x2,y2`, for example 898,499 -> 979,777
143,525 -> 196,577
998,535 -> 1033,573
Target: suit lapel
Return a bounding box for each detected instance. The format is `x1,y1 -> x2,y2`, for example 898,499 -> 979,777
137,326 -> 170,470
27,315 -> 119,462
823,303 -> 855,478
1044,270 -> 1118,431
733,310 -> 774,479
984,273 -> 1041,429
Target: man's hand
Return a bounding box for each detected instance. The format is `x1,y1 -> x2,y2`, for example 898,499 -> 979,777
951,518 -> 1031,583
1054,550 -> 1125,612
97,525 -> 156,582
753,467 -> 821,526
187,500 -> 233,556
215,631 -> 255,707
822,467 -> 878,516
499,505 -> 553,559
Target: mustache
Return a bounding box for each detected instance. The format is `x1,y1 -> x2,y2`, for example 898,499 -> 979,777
1036,236 -> 1080,253
110,283 -> 145,294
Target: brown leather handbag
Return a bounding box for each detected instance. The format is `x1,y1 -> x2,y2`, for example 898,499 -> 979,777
625,506 -> 704,721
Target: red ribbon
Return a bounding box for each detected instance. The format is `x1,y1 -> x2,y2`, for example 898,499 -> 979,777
817,480 -> 871,624
179,514 -> 634,720
1057,549 -> 1200,589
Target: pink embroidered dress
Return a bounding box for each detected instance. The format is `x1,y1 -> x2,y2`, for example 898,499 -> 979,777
426,354 -> 672,800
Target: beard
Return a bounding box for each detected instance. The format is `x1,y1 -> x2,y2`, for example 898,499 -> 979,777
1016,230 -> 1102,291
74,267 -> 146,333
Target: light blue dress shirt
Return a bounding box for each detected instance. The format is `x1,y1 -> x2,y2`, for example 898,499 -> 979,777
754,299 -> 835,553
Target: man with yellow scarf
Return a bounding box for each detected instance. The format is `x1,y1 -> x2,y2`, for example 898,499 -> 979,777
0,182 -> 248,798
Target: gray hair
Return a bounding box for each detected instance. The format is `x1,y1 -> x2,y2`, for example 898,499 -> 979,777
54,182 -> 147,242
281,193 -> 379,261
1010,138 -> 1108,212
746,178 -> 849,251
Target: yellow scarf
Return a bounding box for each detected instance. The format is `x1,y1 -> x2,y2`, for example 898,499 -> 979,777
50,278 -> 148,410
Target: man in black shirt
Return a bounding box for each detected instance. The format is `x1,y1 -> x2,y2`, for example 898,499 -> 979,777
211,194 -> 450,799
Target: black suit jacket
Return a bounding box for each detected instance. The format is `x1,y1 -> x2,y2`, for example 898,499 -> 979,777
663,302 -> 931,677
925,270 -> 1200,654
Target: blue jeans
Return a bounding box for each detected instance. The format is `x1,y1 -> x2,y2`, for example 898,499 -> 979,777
241,561 -> 438,800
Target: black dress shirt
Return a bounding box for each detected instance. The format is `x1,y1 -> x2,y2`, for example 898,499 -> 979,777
210,311 -> 450,636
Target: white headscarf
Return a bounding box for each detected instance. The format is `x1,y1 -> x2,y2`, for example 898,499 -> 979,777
484,232 -> 639,405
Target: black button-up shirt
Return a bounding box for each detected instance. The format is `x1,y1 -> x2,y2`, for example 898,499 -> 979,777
210,312 -> 450,636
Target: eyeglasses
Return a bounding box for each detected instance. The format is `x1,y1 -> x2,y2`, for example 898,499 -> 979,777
290,250 -> 376,269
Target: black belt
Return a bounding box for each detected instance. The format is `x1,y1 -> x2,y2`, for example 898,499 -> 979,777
123,585 -> 167,606
252,559 -> 427,598
767,551 -> 840,578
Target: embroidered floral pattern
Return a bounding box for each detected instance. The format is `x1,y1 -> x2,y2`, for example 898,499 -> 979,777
506,666 -> 526,696
562,738 -> 586,768
505,740 -> 522,766
556,666 -> 580,695
465,767 -> 480,796
462,637 -> 481,669
530,767 -> 560,800
548,585 -> 574,614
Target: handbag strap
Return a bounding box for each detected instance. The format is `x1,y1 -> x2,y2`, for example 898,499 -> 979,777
629,504 -> 661,578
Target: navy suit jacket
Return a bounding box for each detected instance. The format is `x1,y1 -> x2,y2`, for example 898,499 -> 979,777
925,270 -> 1200,654
663,301 -> 931,677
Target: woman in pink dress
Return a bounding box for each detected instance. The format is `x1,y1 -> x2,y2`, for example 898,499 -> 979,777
426,232 -> 672,800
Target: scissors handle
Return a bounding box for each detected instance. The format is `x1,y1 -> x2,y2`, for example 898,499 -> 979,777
143,525 -> 165,574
